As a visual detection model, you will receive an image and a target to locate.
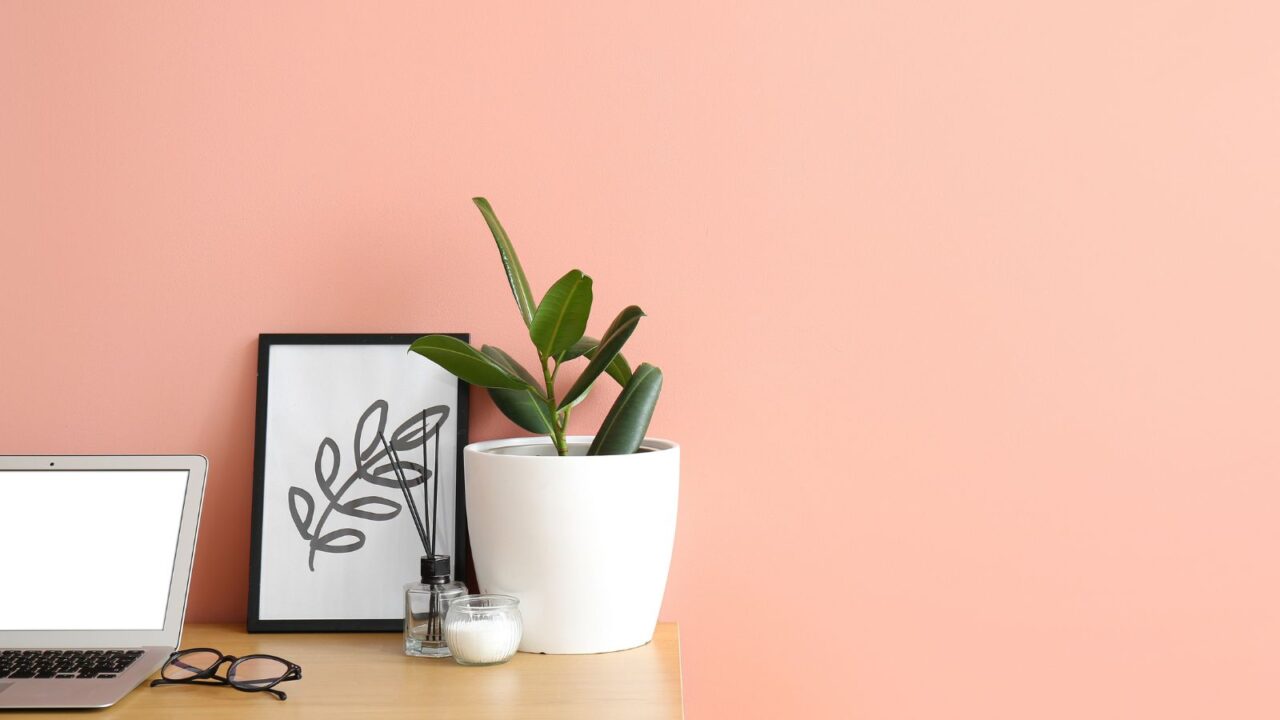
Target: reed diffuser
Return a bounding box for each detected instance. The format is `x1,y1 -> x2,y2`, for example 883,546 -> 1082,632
379,424 -> 465,658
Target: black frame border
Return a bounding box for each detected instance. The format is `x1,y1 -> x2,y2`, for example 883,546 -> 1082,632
247,333 -> 471,633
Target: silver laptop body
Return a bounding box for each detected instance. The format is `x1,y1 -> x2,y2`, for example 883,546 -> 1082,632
0,455 -> 206,709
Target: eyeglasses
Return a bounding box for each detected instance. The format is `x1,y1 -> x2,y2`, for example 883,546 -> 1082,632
149,648 -> 302,701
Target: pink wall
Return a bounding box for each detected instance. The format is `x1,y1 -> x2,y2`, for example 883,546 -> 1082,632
3,1 -> 1280,717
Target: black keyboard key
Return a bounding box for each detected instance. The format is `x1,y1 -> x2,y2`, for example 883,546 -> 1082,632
0,649 -> 141,679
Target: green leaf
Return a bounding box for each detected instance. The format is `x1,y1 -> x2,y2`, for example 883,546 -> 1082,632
409,335 -> 530,390
596,348 -> 632,387
561,336 -> 599,362
566,336 -> 632,386
478,345 -> 555,433
588,363 -> 663,455
559,306 -> 644,410
487,387 -> 556,434
481,345 -> 543,390
530,269 -> 593,358
474,197 -> 537,328
563,378 -> 592,409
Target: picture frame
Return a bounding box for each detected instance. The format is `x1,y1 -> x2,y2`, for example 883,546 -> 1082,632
248,333 -> 470,632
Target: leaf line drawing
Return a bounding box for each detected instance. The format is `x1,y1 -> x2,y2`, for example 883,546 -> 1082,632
288,399 -> 450,571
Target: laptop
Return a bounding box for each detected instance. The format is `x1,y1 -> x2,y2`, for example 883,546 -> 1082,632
0,455 -> 207,709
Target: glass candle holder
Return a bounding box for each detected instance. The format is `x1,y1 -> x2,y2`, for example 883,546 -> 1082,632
443,595 -> 522,666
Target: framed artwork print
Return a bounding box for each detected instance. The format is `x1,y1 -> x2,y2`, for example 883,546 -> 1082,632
248,334 -> 470,632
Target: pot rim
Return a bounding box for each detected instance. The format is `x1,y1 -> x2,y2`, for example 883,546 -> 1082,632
465,435 -> 678,458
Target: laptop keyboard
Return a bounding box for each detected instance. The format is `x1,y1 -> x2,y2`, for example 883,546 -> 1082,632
0,649 -> 143,679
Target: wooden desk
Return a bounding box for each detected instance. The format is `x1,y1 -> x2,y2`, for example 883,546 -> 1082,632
10,623 -> 683,719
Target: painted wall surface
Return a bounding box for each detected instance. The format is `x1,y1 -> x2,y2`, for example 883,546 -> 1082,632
3,2 -> 1279,717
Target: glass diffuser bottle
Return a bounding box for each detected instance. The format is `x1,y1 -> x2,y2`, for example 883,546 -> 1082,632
404,555 -> 466,657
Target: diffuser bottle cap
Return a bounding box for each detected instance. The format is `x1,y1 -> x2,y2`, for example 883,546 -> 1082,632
420,555 -> 452,585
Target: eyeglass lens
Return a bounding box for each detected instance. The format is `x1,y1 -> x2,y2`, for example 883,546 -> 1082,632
161,650 -> 221,680
228,656 -> 291,686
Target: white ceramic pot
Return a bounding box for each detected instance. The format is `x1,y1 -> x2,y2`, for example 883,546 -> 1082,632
463,436 -> 679,654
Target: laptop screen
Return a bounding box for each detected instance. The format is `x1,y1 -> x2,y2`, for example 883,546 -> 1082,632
0,470 -> 189,631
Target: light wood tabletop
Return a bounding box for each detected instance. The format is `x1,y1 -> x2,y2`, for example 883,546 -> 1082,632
6,623 -> 683,719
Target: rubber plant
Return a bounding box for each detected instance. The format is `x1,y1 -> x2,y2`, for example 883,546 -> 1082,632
409,198 -> 662,456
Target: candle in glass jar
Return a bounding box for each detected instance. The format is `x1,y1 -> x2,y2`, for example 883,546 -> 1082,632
447,617 -> 519,663
444,595 -> 522,666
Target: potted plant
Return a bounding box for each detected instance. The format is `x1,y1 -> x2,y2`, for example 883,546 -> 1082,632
409,198 -> 679,654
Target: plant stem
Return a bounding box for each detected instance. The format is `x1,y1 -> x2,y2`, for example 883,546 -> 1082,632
542,354 -> 569,456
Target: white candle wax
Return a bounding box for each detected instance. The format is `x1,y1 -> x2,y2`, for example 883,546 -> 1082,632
446,617 -> 519,665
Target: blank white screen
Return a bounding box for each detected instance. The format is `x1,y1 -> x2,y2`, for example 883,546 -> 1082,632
0,470 -> 188,630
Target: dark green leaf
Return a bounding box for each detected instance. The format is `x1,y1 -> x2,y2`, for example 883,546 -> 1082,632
559,306 -> 644,409
481,345 -> 543,390
588,363 -> 663,455
567,337 -> 631,386
409,335 -> 530,390
480,345 -> 556,434
561,336 -> 599,362
530,270 -> 593,357
563,379 -> 592,409
474,197 -> 537,327
487,387 -> 556,434
596,348 -> 632,386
